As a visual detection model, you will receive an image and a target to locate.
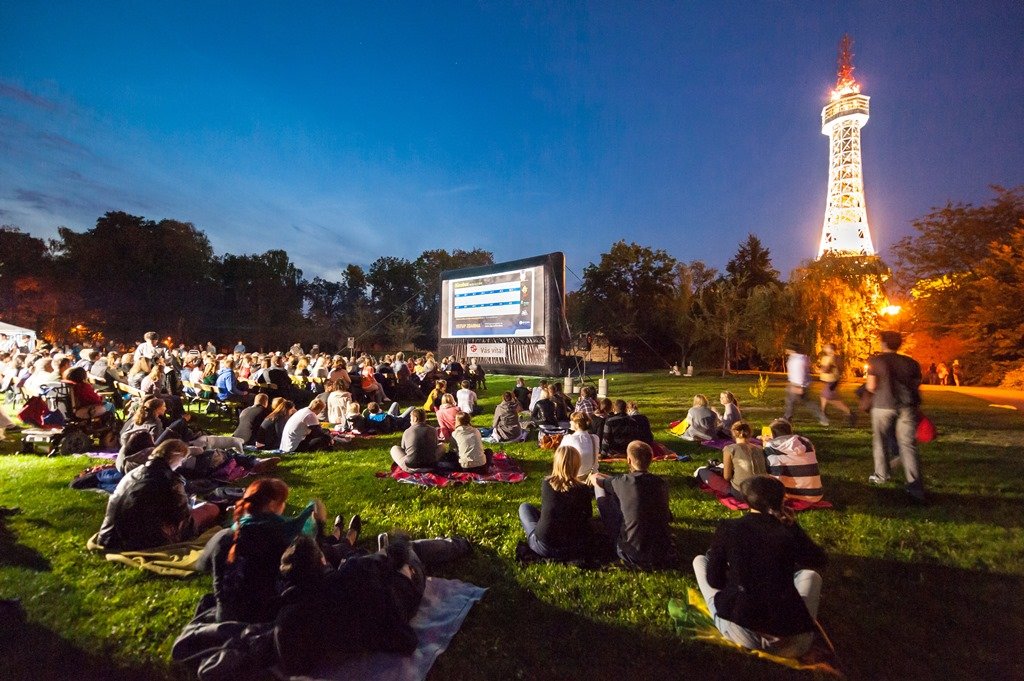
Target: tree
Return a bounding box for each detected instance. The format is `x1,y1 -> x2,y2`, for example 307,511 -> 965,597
413,248 -> 493,347
726,233 -> 780,295
695,278 -> 748,376
366,256 -> 420,319
214,250 -> 305,350
575,241 -> 679,368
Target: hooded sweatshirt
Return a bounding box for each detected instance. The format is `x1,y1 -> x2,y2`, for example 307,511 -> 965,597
764,434 -> 823,503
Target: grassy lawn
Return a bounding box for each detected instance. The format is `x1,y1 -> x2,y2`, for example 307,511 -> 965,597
1,373 -> 1022,680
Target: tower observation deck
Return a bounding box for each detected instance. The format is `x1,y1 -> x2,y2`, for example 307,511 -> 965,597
817,35 -> 876,258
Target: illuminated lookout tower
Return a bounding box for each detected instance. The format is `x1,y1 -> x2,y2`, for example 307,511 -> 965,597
817,35 -> 876,258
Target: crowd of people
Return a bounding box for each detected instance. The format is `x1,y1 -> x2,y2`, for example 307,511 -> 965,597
0,328 -> 931,664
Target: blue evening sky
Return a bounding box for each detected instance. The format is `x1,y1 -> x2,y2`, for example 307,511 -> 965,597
1,2 -> 1021,284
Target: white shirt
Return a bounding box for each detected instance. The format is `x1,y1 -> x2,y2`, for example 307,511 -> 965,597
561,431 -> 600,478
787,352 -> 810,387
189,367 -> 204,384
456,388 -> 477,414
280,407 -> 321,452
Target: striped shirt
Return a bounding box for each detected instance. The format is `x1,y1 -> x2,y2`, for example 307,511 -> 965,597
764,434 -> 823,503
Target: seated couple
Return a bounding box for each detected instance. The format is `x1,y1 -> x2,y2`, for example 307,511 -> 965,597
518,441 -> 676,570
693,419 -> 823,504
693,475 -> 827,658
390,408 -> 492,474
680,392 -> 743,441
339,400 -> 415,435
600,400 -> 655,457
188,479 -> 470,676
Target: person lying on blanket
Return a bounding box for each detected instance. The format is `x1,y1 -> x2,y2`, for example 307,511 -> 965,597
95,439 -> 222,552
692,475 -> 827,658
274,532 -> 472,675
195,477 -> 364,623
763,419 -> 824,504
693,421 -> 767,503
517,445 -> 593,561
590,440 -> 676,570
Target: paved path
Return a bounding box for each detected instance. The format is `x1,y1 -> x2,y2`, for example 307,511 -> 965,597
922,385 -> 1024,414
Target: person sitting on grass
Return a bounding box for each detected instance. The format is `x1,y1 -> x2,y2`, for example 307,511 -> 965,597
280,397 -> 333,453
561,411 -> 600,480
436,393 -> 460,441
531,387 -> 559,428
456,379 -> 480,415
513,377 -> 531,411
517,445 -> 593,561
601,400 -> 639,458
422,379 -> 447,412
446,411 -> 491,473
548,383 -> 573,427
763,418 -> 823,504
574,385 -> 599,416
390,408 -> 445,473
233,393 -> 270,446
716,391 -> 743,438
626,400 -> 655,445
590,440 -> 675,570
490,390 -> 523,443
194,477 -> 360,623
96,439 -> 221,552
258,398 -> 295,450
681,394 -> 721,441
692,475 -> 827,658
693,421 -> 766,502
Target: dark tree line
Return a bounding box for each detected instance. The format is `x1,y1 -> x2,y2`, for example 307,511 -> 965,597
0,211 -> 492,351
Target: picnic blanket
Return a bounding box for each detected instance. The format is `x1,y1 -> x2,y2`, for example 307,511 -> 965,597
282,577 -> 487,681
600,442 -> 681,463
668,587 -> 842,677
376,452 -> 526,488
697,482 -> 833,512
86,525 -> 221,577
699,437 -> 763,450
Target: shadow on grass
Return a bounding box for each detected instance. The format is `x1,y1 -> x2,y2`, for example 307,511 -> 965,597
0,509 -> 50,571
0,616 -> 171,681
822,552 -> 1024,680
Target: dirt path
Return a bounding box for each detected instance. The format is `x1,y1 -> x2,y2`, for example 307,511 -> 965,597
922,385 -> 1024,414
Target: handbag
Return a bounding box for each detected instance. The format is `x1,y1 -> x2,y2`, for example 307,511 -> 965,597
916,412 -> 936,443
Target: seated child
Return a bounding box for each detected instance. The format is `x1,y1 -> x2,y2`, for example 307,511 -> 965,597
763,419 -> 823,504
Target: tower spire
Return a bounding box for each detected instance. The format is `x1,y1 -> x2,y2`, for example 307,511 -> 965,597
833,34 -> 860,98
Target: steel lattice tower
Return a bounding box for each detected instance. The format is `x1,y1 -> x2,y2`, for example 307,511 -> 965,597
817,35 -> 876,258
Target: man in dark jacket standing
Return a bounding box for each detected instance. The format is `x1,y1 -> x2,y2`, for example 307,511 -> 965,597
866,330 -> 925,502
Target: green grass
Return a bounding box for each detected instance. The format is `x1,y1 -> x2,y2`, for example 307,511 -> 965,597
1,374 -> 1022,680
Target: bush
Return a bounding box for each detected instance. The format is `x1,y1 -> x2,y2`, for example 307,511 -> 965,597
999,364 -> 1024,390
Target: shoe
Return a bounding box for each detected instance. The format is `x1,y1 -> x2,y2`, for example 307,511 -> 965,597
251,457 -> 280,474
868,474 -> 887,485
818,418 -> 830,427
377,532 -> 389,552
333,515 -> 345,539
348,514 -> 362,539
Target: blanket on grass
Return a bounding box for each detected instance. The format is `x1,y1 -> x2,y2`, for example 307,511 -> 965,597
668,587 -> 842,677
86,526 -> 221,577
697,482 -> 833,512
376,452 -> 525,488
699,437 -> 763,450
600,442 -> 682,463
281,577 -> 487,681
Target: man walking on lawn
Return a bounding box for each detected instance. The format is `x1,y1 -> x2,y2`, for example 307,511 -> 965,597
866,330 -> 926,503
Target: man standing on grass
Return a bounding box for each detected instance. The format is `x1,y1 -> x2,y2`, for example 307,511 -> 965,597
866,330 -> 925,503
783,346 -> 828,426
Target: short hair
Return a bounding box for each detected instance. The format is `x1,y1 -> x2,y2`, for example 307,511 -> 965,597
456,412 -> 472,426
144,331 -> 158,341
769,418 -> 793,437
570,411 -> 590,430
880,330 -> 903,351
366,401 -> 380,413
254,393 -> 270,408
411,408 -> 426,423
613,399 -> 627,414
461,380 -> 470,388
626,440 -> 653,471
692,394 -> 708,407
581,385 -> 596,398
308,398 -> 325,412
502,390 -> 514,402
599,398 -> 613,412
730,420 -> 752,439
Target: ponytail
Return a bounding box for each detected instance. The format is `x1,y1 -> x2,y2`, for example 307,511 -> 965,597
134,397 -> 165,426
227,478 -> 290,563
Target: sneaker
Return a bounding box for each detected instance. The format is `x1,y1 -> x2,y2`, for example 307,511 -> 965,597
868,474 -> 887,485
348,514 -> 362,539
377,532 -> 389,552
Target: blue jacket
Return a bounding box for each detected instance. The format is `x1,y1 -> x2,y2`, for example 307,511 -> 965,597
215,368 -> 244,399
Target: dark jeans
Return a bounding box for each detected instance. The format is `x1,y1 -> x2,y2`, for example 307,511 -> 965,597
518,503 -> 576,560
436,448 -> 492,473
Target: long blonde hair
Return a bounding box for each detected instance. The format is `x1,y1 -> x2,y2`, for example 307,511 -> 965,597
548,446 -> 583,492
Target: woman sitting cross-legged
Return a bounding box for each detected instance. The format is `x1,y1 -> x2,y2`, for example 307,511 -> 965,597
517,445 -> 593,561
681,394 -> 721,441
693,420 -> 766,502
560,411 -> 599,480
490,391 -> 523,443
95,439 -> 221,552
442,411 -> 491,473
692,475 -> 827,658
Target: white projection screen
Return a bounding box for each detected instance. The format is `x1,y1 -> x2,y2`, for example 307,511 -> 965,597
437,253 -> 566,375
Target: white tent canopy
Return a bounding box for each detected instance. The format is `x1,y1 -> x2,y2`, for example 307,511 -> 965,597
0,321 -> 37,348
